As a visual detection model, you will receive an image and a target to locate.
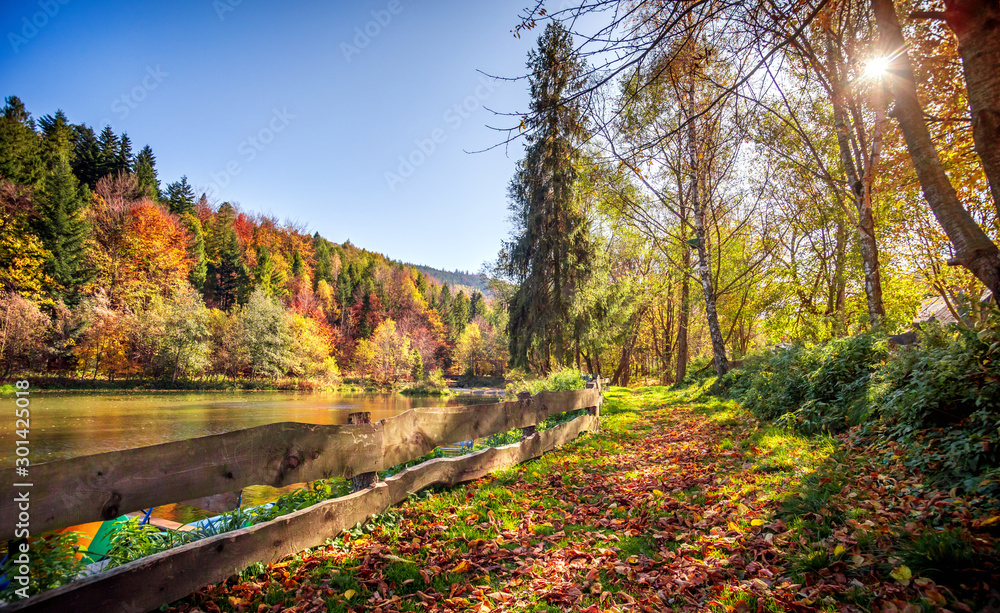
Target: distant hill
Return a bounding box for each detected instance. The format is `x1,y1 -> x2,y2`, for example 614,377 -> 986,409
405,264 -> 489,294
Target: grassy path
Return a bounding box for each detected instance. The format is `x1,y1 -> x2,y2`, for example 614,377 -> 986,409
168,386 -> 998,613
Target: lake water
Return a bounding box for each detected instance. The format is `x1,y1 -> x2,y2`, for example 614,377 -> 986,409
1,390 -> 498,524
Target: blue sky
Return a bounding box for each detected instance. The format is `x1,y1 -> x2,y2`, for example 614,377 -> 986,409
0,0 -> 536,272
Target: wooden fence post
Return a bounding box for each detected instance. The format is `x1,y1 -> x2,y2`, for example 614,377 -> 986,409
517,392 -> 536,439
586,377 -> 603,432
348,412 -> 378,491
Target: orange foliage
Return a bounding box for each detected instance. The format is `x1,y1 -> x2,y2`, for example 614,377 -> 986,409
119,202 -> 192,300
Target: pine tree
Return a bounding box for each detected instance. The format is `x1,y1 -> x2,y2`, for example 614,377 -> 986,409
134,145 -> 160,199
498,22 -> 593,371
166,176 -> 196,215
96,125 -> 120,180
0,96 -> 43,187
313,236 -> 334,285
410,347 -> 424,381
414,271 -> 428,297
253,245 -> 281,297
469,291 -> 485,321
180,213 -> 208,290
116,133 -> 134,174
33,154 -> 91,302
71,124 -> 101,188
37,110 -> 74,167
205,203 -> 249,309
451,290 -> 470,337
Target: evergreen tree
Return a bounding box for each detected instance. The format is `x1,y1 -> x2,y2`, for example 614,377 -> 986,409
336,268 -> 352,332
469,291 -> 485,321
0,96 -> 43,187
410,347 -> 424,381
166,175 -> 196,215
498,22 -> 593,370
313,236 -> 334,285
451,290 -> 471,337
116,133 -> 135,174
253,245 -> 286,297
134,145 -> 160,199
414,271 -> 428,298
205,203 -> 249,309
291,250 -> 304,278
438,283 -> 451,313
37,110 -> 74,168
96,125 -> 120,180
71,124 -> 101,188
180,213 -> 208,291
33,154 -> 91,301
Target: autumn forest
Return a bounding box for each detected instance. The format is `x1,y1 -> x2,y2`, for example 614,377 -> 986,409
3,0 -> 1000,610
0,103 -> 508,386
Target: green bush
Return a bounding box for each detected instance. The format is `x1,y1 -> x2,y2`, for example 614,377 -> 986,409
716,334 -> 887,433
717,308 -> 1000,492
868,316 -> 1000,492
505,367 -> 585,397
873,320 -> 1000,428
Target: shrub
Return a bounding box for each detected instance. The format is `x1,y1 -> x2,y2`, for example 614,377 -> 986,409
717,308 -> 1000,493
868,315 -> 1000,492
715,334 -> 887,433
506,367 -> 585,397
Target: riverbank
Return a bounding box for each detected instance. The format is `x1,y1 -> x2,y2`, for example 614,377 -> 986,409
0,377 -> 349,394
0,377 -> 505,397
164,384 -> 999,613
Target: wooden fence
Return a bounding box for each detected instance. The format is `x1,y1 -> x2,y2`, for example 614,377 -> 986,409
1,387 -> 602,613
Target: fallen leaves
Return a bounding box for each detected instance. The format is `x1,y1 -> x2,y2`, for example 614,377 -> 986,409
166,389 -> 999,613
890,565 -> 912,586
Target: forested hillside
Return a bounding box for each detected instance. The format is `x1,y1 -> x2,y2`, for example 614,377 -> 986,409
404,264 -> 488,295
0,97 -> 505,387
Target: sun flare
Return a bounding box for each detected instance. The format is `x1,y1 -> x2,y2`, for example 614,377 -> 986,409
865,56 -> 892,78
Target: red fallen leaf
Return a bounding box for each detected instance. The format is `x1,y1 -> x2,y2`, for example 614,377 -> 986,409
416,590 -> 435,603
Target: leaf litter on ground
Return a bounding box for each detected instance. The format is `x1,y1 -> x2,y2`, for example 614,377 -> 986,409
166,385 -> 999,613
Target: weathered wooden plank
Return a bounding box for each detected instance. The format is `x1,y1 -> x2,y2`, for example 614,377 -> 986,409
0,388 -> 599,540
378,389 -> 599,467
0,422 -> 382,541
2,414 -> 598,613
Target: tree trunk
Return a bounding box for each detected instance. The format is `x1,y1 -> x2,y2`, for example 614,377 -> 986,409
611,344 -> 631,387
611,308 -> 644,386
659,301 -> 675,384
552,239 -> 564,367
692,215 -> 729,377
871,0 -> 1000,302
172,348 -> 182,384
826,29 -> 887,327
688,88 -> 729,377
675,251 -> 690,383
832,219 -> 848,336
943,0 -> 1000,218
